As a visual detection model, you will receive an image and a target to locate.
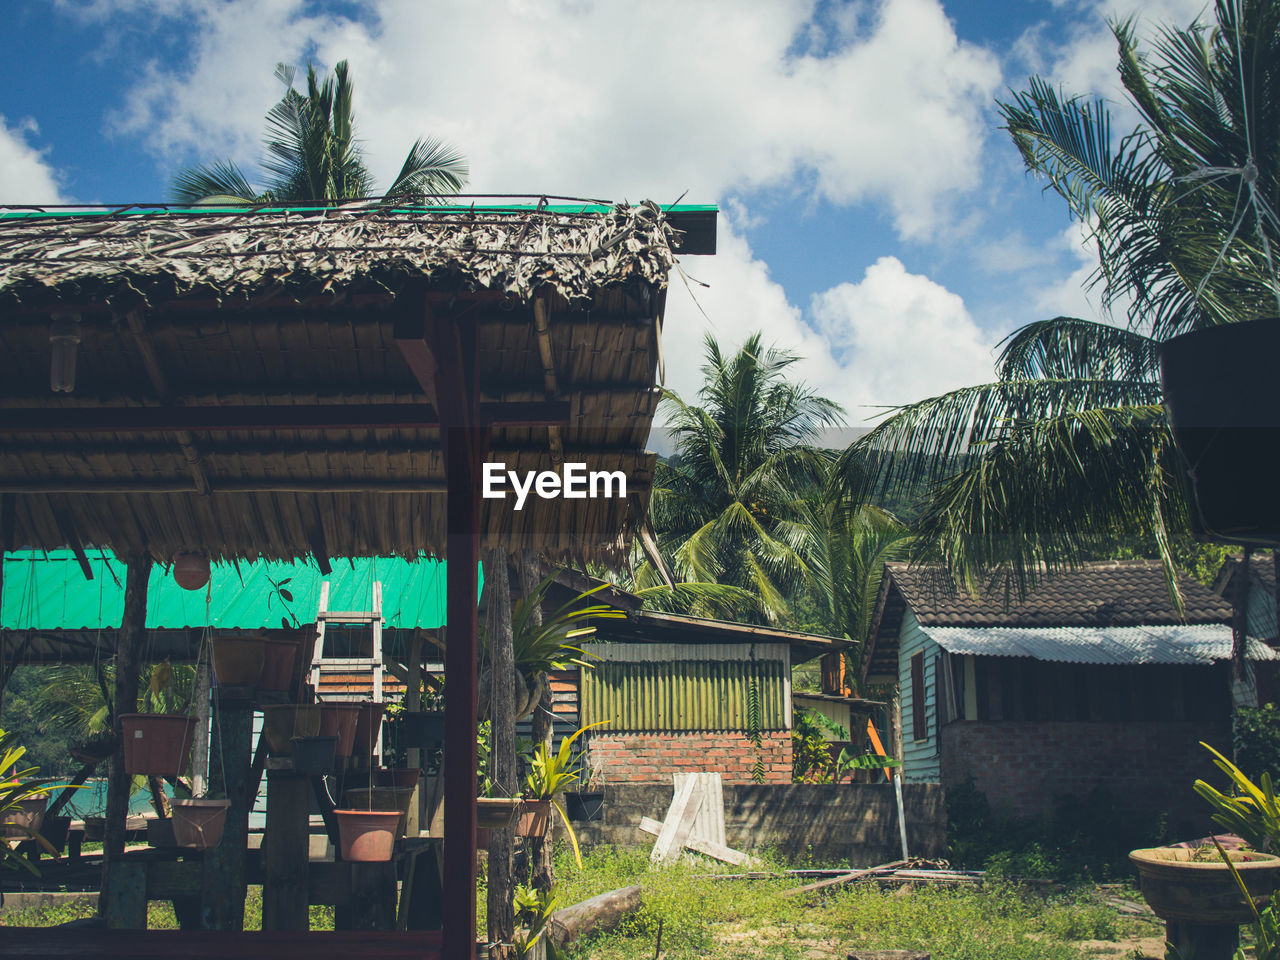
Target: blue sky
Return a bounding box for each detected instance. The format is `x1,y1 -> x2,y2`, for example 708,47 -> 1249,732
0,0 -> 1211,424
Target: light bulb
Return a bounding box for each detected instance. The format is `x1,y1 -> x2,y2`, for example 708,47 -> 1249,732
50,312 -> 81,393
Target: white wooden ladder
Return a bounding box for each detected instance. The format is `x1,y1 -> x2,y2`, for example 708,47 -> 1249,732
309,580 -> 385,754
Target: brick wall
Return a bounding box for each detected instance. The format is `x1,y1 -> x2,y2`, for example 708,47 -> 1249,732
589,730 -> 793,784
570,781 -> 945,864
940,720 -> 1230,834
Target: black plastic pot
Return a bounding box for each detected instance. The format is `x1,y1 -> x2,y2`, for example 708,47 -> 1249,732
564,790 -> 604,822
1159,319 -> 1280,545
39,815 -> 71,854
147,818 -> 176,849
399,711 -> 446,748
290,735 -> 337,776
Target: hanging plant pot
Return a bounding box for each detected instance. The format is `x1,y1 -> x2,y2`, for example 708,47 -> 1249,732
2,795 -> 48,839
290,735 -> 337,775
147,817 -> 177,849
343,786 -> 414,837
475,797 -> 522,830
172,551 -> 211,591
352,702 -> 386,760
399,710 -> 446,748
475,826 -> 491,851
259,638 -> 300,693
374,767 -> 421,790
564,790 -> 605,822
171,798 -> 230,849
39,815 -> 71,854
82,816 -> 106,842
318,703 -> 362,757
120,714 -> 197,777
262,705 -> 321,755
211,635 -> 266,687
1159,319 -> 1280,544
515,799 -> 550,838
334,808 -> 401,861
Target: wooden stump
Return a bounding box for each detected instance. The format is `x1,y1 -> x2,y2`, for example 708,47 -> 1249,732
847,951 -> 930,960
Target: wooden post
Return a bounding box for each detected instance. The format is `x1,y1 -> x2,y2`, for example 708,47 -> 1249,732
202,693 -> 253,929
440,316 -> 486,960
406,631 -> 424,837
100,550 -> 150,917
263,766 -> 311,931
191,652 -> 212,798
486,549 -> 516,946
520,553 -> 554,893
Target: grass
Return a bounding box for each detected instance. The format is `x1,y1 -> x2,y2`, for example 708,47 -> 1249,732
0,887 -> 335,930
477,845 -> 1158,960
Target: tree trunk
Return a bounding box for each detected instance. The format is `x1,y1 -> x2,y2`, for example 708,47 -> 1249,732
486,549 -> 516,946
520,551 -> 555,893
546,885 -> 642,949
190,653 -> 211,797
100,551 -> 151,914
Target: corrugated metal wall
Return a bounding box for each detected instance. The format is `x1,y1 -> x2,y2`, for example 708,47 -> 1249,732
579,642 -> 790,732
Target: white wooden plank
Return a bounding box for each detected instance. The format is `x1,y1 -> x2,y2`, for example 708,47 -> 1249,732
674,772 -> 725,847
638,817 -> 750,866
649,777 -> 700,863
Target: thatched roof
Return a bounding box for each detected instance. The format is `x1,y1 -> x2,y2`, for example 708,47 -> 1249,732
0,198 -> 712,567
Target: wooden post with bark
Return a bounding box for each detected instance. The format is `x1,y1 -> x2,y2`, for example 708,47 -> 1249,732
486,548 -> 517,947
99,550 -> 150,918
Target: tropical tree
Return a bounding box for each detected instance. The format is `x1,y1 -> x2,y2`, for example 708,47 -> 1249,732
172,60 -> 467,204
648,333 -> 844,622
856,0 -> 1280,596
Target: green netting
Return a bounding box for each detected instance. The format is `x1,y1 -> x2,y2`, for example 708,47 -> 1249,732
1,550 -> 471,631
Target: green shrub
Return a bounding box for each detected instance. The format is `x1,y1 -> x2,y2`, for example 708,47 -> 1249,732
1235,703 -> 1280,786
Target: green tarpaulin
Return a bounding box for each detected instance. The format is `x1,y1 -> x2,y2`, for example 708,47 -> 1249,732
2,551 -> 464,631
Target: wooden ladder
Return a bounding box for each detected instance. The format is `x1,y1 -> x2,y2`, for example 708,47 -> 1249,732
309,580 -> 385,754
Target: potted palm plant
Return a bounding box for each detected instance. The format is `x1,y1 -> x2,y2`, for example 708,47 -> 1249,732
519,722 -> 602,864
1,728 -> 83,875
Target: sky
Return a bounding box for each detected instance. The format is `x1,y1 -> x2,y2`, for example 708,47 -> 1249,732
0,0 -> 1214,429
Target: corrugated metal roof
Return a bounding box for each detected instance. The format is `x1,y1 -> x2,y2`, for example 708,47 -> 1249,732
926,624 -> 1277,664
1,550 -> 456,631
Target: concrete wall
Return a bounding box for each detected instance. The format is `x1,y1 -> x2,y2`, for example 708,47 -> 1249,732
573,781 -> 945,865
589,730 -> 793,785
940,719 -> 1230,834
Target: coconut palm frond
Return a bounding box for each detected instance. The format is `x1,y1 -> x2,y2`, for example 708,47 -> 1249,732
170,161 -> 262,204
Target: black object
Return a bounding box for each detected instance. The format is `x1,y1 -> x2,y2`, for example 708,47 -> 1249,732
1159,319 -> 1280,545
399,711 -> 446,748
564,790 -> 604,822
290,735 -> 337,776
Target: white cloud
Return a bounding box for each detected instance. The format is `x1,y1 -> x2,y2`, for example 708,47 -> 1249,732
0,116 -> 65,204
105,0 -> 1001,239
662,224 -> 996,428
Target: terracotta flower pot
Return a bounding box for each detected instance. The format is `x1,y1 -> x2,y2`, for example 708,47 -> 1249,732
352,702 -> 385,759
211,635 -> 266,687
334,808 -> 401,861
259,638 -> 300,693
374,768 -> 422,790
343,786 -> 415,836
475,797 -> 522,830
120,714 -> 197,776
318,703 -> 361,757
171,798 -> 230,849
262,705 -> 321,755
515,799 -> 550,838
2,795 -> 47,839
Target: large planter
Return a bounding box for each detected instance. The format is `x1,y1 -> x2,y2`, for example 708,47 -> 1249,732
318,703 -> 361,757
211,635 -> 266,687
1131,846 -> 1280,923
1159,319 -> 1280,545
262,705 -> 321,755
515,799 -> 550,838
2,795 -> 47,839
399,711 -> 446,748
334,809 -> 401,861
120,714 -> 197,776
259,638 -> 300,693
171,798 -> 230,849
565,790 -> 604,822
475,797 -> 522,830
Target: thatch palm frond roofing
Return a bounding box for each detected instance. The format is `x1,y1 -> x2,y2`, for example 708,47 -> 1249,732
0,198 -> 712,566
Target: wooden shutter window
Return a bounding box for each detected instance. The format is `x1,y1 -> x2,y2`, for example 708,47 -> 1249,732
911,652 -> 926,741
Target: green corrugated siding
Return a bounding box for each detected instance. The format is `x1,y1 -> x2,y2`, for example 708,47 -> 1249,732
580,657 -> 787,731
1,550 -> 468,630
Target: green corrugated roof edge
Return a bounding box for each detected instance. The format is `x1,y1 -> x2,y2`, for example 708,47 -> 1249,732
1,550 -> 478,631
0,203 -> 718,220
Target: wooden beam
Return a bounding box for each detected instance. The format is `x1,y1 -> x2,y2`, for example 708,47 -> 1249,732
0,401 -> 568,434
308,522 -> 333,576
0,479 -> 450,494
51,506 -> 94,581
392,293 -> 439,406
532,297 -> 564,468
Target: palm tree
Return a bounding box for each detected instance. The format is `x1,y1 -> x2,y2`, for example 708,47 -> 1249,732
857,0 -> 1280,597
172,60 -> 467,204
648,333 -> 844,622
